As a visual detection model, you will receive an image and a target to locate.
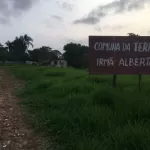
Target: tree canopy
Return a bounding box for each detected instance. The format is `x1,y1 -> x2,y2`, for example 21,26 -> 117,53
63,42 -> 88,68
0,33 -> 142,68
2,34 -> 62,63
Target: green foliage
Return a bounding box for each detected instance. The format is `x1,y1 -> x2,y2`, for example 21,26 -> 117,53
63,42 -> 88,68
0,44 -> 8,61
5,34 -> 33,61
0,32 -> 140,68
1,35 -> 62,63
44,71 -> 66,77
28,46 -> 59,62
8,65 -> 150,150
1,35 -> 88,68
102,122 -> 150,150
92,87 -> 114,110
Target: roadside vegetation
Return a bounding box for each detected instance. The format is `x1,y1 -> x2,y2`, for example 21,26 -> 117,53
7,65 -> 150,150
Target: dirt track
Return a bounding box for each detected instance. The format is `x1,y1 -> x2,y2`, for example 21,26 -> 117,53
0,70 -> 46,150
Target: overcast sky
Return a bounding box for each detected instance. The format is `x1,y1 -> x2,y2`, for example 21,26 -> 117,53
0,0 -> 150,51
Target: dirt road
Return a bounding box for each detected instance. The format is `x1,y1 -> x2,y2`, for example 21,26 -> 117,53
0,70 -> 46,150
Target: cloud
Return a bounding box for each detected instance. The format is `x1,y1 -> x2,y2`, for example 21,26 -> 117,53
65,38 -> 88,46
74,12 -> 105,25
74,16 -> 100,25
0,17 -> 10,25
94,24 -> 125,32
0,1 -> 10,17
74,0 -> 150,25
94,26 -> 102,32
62,2 -> 73,11
51,15 -> 63,22
0,0 -> 39,23
12,0 -> 36,12
56,0 -> 74,11
103,25 -> 125,30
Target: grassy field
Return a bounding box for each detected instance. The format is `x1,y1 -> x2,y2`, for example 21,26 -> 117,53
6,65 -> 150,150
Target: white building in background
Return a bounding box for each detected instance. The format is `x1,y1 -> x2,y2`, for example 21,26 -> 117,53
51,60 -> 67,68
26,61 -> 33,65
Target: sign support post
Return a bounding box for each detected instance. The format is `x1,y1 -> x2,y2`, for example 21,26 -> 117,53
113,74 -> 117,88
138,74 -> 142,92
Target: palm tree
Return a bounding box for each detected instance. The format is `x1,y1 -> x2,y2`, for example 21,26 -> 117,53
5,41 -> 14,53
23,34 -> 33,49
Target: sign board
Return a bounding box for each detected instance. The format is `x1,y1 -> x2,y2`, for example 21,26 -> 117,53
89,36 -> 150,74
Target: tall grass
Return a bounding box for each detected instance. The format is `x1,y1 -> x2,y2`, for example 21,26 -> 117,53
7,65 -> 150,150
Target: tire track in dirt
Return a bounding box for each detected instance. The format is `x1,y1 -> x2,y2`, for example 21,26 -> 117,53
0,69 -> 48,150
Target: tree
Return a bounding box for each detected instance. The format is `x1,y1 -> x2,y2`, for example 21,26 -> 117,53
1,34 -> 89,65
28,46 -> 60,63
0,44 -> 8,62
63,42 -> 88,68
53,50 -> 62,58
5,34 -> 33,61
39,46 -> 52,53
23,34 -> 33,50
0,43 -> 3,47
5,41 -> 14,53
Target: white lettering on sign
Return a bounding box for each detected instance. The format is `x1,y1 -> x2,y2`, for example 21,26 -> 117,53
94,42 -> 121,51
94,42 -> 150,52
140,58 -> 145,66
118,57 -> 150,67
119,58 -> 124,66
97,57 -> 114,67
122,43 -> 130,51
134,42 -> 150,52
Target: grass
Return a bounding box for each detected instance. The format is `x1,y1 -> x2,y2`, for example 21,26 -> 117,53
6,65 -> 150,150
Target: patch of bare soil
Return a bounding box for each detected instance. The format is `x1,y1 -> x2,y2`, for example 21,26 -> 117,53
0,70 -> 48,150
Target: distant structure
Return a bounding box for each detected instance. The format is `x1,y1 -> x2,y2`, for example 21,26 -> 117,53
24,53 -> 67,67
50,54 -> 67,68
26,61 -> 33,65
25,61 -> 39,65
50,60 -> 67,68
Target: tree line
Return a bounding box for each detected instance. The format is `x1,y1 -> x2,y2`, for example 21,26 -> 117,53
0,34 -> 88,68
0,33 -> 137,68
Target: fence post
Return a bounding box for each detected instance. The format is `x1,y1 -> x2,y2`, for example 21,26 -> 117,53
113,74 -> 117,88
138,74 -> 142,92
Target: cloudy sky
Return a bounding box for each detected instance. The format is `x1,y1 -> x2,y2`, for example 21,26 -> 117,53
0,0 -> 150,51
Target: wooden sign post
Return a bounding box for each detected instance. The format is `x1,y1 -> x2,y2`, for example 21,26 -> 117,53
89,36 -> 150,90
138,74 -> 142,92
113,74 -> 117,88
